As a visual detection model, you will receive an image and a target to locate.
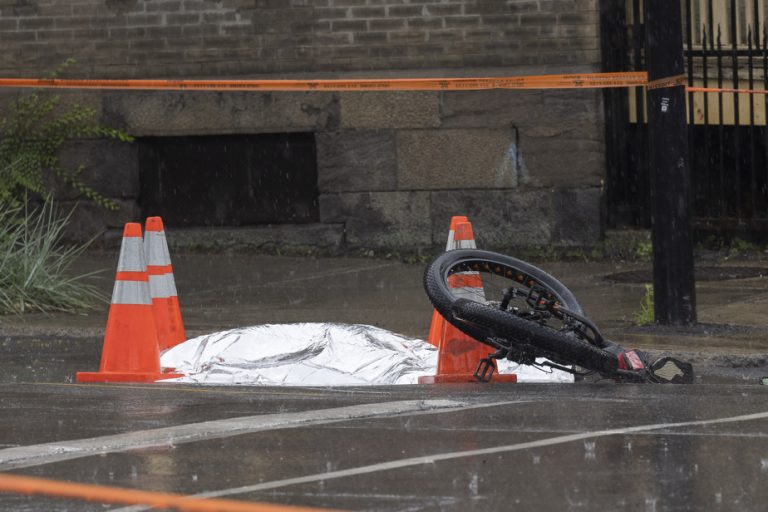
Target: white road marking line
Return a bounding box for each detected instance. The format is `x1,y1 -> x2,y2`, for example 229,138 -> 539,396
0,399 -> 521,471
129,409 -> 768,508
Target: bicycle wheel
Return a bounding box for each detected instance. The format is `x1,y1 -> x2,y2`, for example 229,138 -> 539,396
423,249 -> 618,373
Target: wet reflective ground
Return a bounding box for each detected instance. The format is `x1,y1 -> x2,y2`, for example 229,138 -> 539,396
3,252 -> 768,384
2,382 -> 768,511
3,253 -> 768,509
0,253 -> 430,338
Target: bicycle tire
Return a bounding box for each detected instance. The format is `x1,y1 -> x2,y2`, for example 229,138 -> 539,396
423,249 -> 618,374
424,249 -> 583,332
453,299 -> 617,373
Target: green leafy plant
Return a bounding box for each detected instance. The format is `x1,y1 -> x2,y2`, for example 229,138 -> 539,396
0,59 -> 132,209
0,199 -> 106,315
727,237 -> 755,258
634,241 -> 653,262
634,283 -> 655,326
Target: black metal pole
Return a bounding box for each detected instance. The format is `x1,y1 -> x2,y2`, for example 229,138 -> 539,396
644,0 -> 697,325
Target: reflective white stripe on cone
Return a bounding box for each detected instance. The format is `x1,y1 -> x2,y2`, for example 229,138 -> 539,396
144,217 -> 186,351
76,222 -> 181,383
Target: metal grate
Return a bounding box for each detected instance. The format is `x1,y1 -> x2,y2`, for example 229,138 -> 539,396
603,0 -> 768,231
138,133 -> 319,227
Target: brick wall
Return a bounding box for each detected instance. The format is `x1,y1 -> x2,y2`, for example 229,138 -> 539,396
0,0 -> 605,251
0,0 -> 599,77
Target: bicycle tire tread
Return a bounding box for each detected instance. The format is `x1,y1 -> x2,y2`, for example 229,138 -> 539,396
454,299 -> 618,373
423,249 -> 618,374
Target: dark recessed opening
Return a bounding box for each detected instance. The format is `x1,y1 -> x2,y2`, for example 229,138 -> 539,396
138,133 -> 318,227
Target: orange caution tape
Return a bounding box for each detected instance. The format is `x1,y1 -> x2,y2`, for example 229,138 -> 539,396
3,72 -> 767,95
687,86 -> 768,95
0,72 -> 648,92
0,473 -> 339,512
647,74 -> 687,90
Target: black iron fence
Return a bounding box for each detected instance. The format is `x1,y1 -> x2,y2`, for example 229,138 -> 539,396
602,0 -> 768,232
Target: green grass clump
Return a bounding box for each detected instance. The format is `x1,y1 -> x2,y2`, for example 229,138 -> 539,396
0,200 -> 106,315
633,241 -> 653,262
634,283 -> 655,326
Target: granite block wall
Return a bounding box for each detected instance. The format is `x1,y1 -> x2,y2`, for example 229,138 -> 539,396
0,0 -> 605,250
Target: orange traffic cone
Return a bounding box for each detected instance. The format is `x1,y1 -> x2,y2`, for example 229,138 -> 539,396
420,219 -> 517,384
427,216 -> 469,347
76,223 -> 183,383
144,217 -> 186,351
427,215 -> 468,347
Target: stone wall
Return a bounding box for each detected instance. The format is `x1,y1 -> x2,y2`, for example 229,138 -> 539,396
0,0 -> 605,251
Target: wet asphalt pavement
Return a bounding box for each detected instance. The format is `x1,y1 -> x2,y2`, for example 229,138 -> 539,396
2,252 -> 768,510
2,382 -> 768,511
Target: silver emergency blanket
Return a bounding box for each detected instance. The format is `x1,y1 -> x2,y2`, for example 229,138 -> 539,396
160,323 -> 573,385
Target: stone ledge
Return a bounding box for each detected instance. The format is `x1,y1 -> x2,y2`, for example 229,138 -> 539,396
102,223 -> 346,254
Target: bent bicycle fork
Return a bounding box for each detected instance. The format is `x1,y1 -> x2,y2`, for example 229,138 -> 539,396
452,301 -> 693,384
